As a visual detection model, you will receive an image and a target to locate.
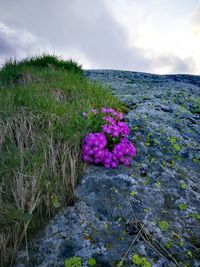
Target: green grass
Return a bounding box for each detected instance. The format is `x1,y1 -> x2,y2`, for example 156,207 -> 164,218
0,54 -> 83,86
0,55 -> 124,266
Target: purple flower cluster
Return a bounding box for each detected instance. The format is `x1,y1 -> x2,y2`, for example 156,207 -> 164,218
82,108 -> 136,168
102,119 -> 129,138
113,138 -> 136,166
82,133 -> 107,163
101,107 -> 124,120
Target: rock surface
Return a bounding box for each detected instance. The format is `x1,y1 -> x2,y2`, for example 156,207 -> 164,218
16,70 -> 200,267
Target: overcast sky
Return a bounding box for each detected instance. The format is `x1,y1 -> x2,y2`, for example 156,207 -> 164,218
0,0 -> 200,74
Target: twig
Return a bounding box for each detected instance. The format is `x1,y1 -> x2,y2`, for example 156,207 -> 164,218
120,226 -> 144,264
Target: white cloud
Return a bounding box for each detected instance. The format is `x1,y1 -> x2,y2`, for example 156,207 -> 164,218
0,22 -> 40,65
0,0 -> 199,74
104,0 -> 200,74
190,6 -> 200,34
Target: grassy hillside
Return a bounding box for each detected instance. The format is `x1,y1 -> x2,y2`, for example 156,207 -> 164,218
0,55 -> 124,266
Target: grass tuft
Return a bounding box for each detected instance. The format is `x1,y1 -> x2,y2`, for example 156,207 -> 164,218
0,54 -> 83,86
0,54 -> 124,266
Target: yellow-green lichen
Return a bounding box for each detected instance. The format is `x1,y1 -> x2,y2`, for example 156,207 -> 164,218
64,256 -> 82,267
132,254 -> 151,267
159,221 -> 170,231
178,203 -> 187,211
88,257 -> 96,266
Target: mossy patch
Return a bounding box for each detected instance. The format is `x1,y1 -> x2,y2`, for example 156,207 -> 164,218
132,254 -> 151,267
159,221 -> 170,231
64,256 -> 82,267
178,203 -> 187,211
88,257 -> 96,266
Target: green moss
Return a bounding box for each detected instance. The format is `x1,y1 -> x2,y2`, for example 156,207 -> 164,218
192,155 -> 200,164
164,240 -> 173,249
105,243 -> 113,249
64,256 -> 82,267
127,80 -> 134,84
189,97 -> 200,114
159,221 -> 170,231
117,261 -> 123,267
162,161 -> 166,167
144,178 -> 150,185
187,251 -> 193,258
180,183 -> 187,190
132,254 -> 151,267
88,257 -> 96,266
150,157 -> 155,163
178,203 -> 187,211
130,191 -> 137,197
155,181 -> 161,188
104,223 -> 109,229
169,160 -> 175,167
169,136 -> 182,152
170,136 -> 177,144
189,213 -> 200,223
173,143 -> 181,152
133,126 -> 139,131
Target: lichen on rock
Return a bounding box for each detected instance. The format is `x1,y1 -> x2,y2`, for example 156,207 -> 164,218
15,70 -> 200,267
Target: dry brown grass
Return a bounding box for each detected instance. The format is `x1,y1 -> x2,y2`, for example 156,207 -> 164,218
0,113 -> 83,266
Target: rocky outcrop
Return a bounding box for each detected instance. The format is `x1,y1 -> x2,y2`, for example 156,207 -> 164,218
16,70 -> 200,267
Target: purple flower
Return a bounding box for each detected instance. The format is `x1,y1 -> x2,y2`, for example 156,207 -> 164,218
82,112 -> 88,117
118,122 -> 130,137
101,107 -> 110,113
90,108 -> 97,114
81,108 -> 136,169
103,116 -> 116,125
82,154 -> 93,163
102,125 -> 113,135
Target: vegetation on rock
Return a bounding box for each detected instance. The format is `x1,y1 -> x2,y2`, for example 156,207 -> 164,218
0,55 -> 123,266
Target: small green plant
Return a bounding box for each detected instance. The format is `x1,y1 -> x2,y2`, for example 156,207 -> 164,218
155,181 -> 161,188
159,221 -> 170,231
88,257 -> 96,266
117,261 -> 123,267
192,154 -> 200,164
173,143 -> 181,151
64,256 -> 82,267
187,251 -> 193,258
170,136 -> 181,152
104,223 -> 109,229
164,240 -> 173,249
132,254 -> 151,267
189,213 -> 200,222
130,191 -> 137,197
180,183 -> 187,190
178,203 -> 187,211
170,136 -> 177,144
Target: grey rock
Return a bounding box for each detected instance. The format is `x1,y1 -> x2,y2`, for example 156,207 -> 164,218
15,70 -> 200,267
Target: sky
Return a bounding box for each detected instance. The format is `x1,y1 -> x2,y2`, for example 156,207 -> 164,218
0,0 -> 200,74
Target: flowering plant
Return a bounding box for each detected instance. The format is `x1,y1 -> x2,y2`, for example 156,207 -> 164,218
81,107 -> 136,168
